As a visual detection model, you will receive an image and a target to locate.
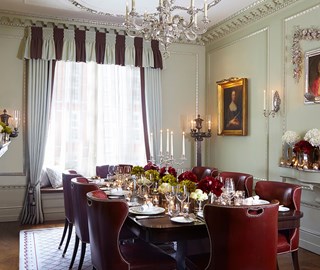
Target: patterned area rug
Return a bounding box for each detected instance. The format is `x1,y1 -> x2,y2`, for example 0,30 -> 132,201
19,227 -> 92,270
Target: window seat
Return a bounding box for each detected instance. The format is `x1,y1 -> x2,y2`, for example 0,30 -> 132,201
40,186 -> 65,221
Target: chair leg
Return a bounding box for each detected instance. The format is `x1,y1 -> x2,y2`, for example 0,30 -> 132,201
62,222 -> 73,257
69,235 -> 80,269
277,259 -> 279,270
58,218 -> 68,249
77,242 -> 86,270
291,250 -> 300,270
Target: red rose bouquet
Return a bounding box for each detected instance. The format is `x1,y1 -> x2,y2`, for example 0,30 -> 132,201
197,176 -> 224,197
293,140 -> 314,155
178,171 -> 198,183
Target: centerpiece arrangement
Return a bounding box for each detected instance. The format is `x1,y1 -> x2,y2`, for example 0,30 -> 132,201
281,129 -> 320,170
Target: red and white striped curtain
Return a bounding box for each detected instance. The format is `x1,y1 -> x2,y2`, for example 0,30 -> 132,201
22,26 -> 163,69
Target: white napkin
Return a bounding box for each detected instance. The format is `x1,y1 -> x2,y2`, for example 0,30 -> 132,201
139,202 -> 154,212
110,187 -> 123,195
243,195 -> 260,205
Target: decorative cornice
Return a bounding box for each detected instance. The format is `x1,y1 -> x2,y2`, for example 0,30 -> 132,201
202,0 -> 300,44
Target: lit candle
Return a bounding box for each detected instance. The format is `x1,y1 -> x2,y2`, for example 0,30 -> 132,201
170,131 -> 174,157
150,132 -> 154,159
159,0 -> 163,7
191,0 -> 194,7
204,0 -> 208,17
166,129 -> 169,154
208,120 -> 211,130
132,0 -> 135,10
263,90 -> 266,110
182,132 -> 185,157
194,13 -> 198,27
160,129 -> 163,155
271,90 -> 275,110
190,120 -> 194,130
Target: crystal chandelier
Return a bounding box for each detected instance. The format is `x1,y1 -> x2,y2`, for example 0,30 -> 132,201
124,0 -> 221,57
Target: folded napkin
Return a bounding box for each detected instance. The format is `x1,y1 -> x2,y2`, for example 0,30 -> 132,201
110,187 -> 123,195
243,195 -> 260,205
139,202 -> 154,212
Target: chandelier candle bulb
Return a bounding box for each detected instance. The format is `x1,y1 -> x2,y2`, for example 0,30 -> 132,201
194,14 -> 198,27
204,1 -> 208,17
208,120 -> 211,130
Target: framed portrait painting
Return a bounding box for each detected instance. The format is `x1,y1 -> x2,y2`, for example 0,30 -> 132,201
217,78 -> 248,136
305,48 -> 320,103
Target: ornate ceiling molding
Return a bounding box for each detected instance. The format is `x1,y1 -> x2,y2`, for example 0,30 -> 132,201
201,0 -> 300,44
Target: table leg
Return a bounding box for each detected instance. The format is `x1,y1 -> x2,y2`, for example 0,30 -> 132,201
176,240 -> 187,270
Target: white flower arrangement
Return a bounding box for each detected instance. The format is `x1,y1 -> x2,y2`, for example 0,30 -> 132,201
158,183 -> 172,194
281,131 -> 300,146
304,128 -> 320,147
190,189 -> 208,201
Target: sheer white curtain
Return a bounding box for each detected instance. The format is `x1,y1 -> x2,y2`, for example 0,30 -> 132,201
44,61 -> 147,176
145,67 -> 162,164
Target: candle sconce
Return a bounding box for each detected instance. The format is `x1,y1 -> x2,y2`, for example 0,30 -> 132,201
190,114 -> 212,166
263,91 -> 281,118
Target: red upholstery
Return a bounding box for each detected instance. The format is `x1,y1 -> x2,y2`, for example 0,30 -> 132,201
59,171 -> 82,255
86,190 -> 177,270
191,166 -> 218,182
185,203 -> 279,270
96,165 -> 109,178
70,177 -> 99,269
255,181 -> 302,270
219,171 -> 253,197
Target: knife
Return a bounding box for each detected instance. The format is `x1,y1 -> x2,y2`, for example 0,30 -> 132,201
135,215 -> 166,220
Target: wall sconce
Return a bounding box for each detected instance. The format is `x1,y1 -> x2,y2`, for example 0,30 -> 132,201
0,109 -> 20,138
263,90 -> 281,118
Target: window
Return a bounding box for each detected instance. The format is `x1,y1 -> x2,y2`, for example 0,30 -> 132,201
44,61 -> 147,176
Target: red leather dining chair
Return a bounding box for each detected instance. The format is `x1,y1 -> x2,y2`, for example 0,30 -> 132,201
191,166 -> 218,182
185,202 -> 279,270
86,190 -> 177,270
70,177 -> 99,270
219,171 -> 253,197
59,170 -> 82,256
96,164 -> 109,178
255,181 -> 302,270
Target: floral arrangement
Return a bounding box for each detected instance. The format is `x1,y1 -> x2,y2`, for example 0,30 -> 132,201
158,183 -> 172,194
159,166 -> 177,178
131,166 -> 145,177
304,128 -> 320,147
178,171 -> 198,183
197,176 -> 224,197
160,174 -> 177,186
145,169 -> 160,182
293,140 -> 314,155
144,162 -> 159,171
179,180 -> 196,193
190,189 -> 208,202
0,121 -> 12,134
282,131 -> 300,146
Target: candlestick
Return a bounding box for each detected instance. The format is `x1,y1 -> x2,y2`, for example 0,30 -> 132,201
166,129 -> 169,154
263,90 -> 266,110
182,132 -> 185,156
160,129 -> 163,155
170,131 -> 174,157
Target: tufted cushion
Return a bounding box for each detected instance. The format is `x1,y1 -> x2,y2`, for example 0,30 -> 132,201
46,167 -> 63,188
40,169 -> 51,188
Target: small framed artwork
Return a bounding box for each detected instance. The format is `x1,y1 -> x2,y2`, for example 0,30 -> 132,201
217,77 -> 248,136
305,48 -> 320,104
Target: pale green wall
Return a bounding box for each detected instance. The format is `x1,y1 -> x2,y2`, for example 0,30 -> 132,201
205,0 -> 320,254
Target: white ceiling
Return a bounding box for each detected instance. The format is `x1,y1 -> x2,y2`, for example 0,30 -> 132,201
0,0 -> 260,28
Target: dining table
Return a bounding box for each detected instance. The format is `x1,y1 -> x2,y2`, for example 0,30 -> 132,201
125,205 -> 303,270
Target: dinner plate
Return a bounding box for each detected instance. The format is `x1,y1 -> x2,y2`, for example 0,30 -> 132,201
170,216 -> 195,223
252,199 -> 270,205
129,206 -> 165,215
105,190 -> 130,196
279,206 -> 290,212
127,201 -> 141,207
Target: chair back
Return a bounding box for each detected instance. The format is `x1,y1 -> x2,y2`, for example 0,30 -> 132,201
192,166 -> 218,181
255,181 -> 301,211
219,171 -> 253,197
62,171 -> 82,223
96,165 -> 109,178
71,177 -> 99,243
203,203 -> 279,270
87,190 -> 130,270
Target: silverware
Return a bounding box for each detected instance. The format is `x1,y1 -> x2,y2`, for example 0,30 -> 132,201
135,215 -> 166,220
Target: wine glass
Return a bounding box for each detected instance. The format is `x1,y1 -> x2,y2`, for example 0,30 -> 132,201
145,174 -> 154,195
176,184 -> 188,215
224,178 -> 235,205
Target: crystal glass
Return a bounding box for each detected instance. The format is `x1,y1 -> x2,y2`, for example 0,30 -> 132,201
223,178 -> 235,205
176,184 -> 188,215
168,199 -> 180,217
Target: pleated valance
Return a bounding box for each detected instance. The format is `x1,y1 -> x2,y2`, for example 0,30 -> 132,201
22,26 -> 163,69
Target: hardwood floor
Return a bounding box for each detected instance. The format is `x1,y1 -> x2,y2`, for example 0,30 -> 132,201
0,220 -> 319,270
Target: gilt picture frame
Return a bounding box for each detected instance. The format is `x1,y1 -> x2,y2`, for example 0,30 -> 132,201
217,78 -> 248,136
305,48 -> 320,104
